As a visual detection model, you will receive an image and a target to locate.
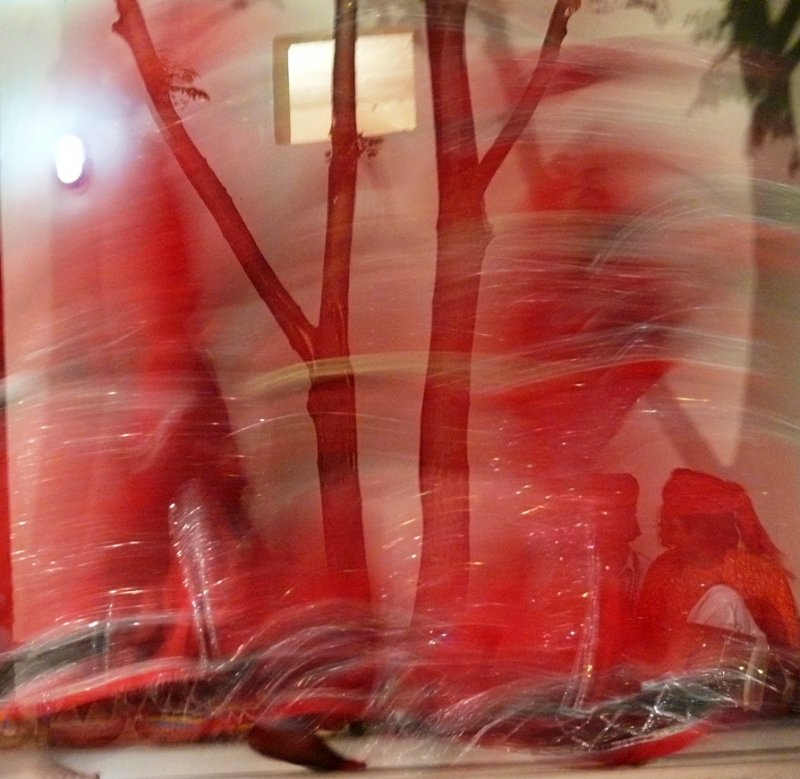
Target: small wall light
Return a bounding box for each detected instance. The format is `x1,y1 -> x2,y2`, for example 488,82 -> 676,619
54,134 -> 88,186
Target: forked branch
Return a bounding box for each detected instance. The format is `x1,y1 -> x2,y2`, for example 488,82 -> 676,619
114,0 -> 315,362
474,0 -> 581,193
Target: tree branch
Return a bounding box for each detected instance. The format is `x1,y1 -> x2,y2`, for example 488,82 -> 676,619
474,0 -> 580,194
773,0 -> 800,52
425,0 -> 484,220
317,0 -> 359,356
114,0 -> 316,363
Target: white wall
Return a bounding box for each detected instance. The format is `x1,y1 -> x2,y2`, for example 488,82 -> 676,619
3,0 -> 798,636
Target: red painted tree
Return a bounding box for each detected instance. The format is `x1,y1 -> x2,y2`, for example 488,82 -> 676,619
114,0 -> 371,602
414,0 -> 582,618
414,1 -> 686,620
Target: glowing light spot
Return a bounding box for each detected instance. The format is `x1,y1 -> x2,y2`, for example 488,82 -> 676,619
54,134 -> 87,185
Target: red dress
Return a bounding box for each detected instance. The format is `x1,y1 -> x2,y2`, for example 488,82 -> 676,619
636,547 -> 800,668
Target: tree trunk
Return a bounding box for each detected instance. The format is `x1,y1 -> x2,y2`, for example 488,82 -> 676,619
415,219 -> 491,618
307,373 -> 368,601
306,0 -> 370,602
415,0 -> 579,619
415,0 -> 490,619
114,0 -> 371,603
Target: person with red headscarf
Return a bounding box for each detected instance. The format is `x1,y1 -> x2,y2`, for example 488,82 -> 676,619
636,469 -> 800,675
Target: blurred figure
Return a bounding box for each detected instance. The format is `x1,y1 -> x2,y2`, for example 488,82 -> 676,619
636,469 -> 800,674
568,473 -> 646,701
587,473 -> 645,671
473,473 -> 644,702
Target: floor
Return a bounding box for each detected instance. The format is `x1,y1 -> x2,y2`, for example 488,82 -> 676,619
43,719 -> 800,779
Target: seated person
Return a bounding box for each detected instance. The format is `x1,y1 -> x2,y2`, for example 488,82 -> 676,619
636,469 -> 800,675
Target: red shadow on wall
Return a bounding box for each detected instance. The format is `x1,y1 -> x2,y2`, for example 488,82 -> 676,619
0,206 -> 11,648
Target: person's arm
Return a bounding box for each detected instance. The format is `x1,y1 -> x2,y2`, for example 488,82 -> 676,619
763,566 -> 800,648
630,555 -> 672,664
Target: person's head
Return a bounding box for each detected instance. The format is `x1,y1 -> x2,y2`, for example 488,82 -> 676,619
576,473 -> 641,566
659,469 -> 780,562
670,511 -> 739,563
542,473 -> 640,551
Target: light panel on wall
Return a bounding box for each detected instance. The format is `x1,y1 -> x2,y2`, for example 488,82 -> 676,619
274,31 -> 416,145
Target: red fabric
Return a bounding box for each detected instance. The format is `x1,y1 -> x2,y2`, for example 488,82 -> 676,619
0,418 -> 11,647
661,469 -> 782,564
0,272 -> 10,645
637,547 -> 800,669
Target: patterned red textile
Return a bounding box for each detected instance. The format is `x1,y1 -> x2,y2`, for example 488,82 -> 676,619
660,469 -> 782,564
637,547 -> 800,667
